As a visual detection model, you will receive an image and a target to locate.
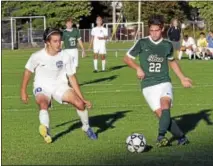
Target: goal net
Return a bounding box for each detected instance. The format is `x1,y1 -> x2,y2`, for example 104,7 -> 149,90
2,16 -> 46,50
103,22 -> 144,42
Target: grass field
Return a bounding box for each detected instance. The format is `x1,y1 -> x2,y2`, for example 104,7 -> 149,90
2,42 -> 213,165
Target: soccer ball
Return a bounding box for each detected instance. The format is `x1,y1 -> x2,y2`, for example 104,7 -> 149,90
126,133 -> 146,153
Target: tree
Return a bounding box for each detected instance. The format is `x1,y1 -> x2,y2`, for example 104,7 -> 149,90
122,1 -> 186,24
2,1 -> 92,28
189,1 -> 213,28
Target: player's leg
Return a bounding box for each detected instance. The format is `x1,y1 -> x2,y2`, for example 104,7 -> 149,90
156,83 -> 189,145
34,87 -> 52,143
186,49 -> 193,60
93,52 -> 99,72
53,84 -> 97,139
100,46 -> 107,71
178,50 -> 183,60
100,54 -> 106,71
143,84 -> 169,147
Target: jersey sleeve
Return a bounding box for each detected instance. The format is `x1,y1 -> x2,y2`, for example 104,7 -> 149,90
62,31 -> 65,41
126,40 -> 141,59
91,28 -> 95,36
167,43 -> 175,61
25,53 -> 39,73
104,28 -> 108,37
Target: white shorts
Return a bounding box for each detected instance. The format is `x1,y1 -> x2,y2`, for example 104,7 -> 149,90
33,83 -> 71,104
93,43 -> 106,55
142,82 -> 173,112
65,48 -> 79,67
207,47 -> 213,54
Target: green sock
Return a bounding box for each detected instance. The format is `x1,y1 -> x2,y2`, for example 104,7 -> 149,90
158,109 -> 171,136
168,119 -> 184,138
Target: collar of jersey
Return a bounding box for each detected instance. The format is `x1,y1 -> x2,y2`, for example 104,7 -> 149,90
66,28 -> 73,32
148,36 -> 163,45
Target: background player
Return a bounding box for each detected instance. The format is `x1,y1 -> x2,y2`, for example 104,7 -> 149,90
62,18 -> 86,69
20,28 -> 97,144
89,16 -> 108,73
124,15 -> 192,147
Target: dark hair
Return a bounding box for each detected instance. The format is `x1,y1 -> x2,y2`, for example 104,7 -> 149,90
43,27 -> 62,42
148,15 -> 164,28
184,34 -> 188,39
200,32 -> 205,36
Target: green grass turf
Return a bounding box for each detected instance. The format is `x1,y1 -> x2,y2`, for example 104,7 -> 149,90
2,42 -> 213,165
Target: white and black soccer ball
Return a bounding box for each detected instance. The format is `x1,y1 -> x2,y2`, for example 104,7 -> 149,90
126,133 -> 146,153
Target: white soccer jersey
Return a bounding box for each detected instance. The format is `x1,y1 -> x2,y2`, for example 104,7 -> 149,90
182,37 -> 196,47
91,26 -> 108,46
25,49 -> 76,87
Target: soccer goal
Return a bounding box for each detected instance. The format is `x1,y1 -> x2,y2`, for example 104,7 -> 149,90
2,16 -> 46,50
103,22 -> 144,42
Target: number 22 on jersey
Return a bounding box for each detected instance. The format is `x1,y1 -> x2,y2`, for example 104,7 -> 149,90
149,63 -> 161,72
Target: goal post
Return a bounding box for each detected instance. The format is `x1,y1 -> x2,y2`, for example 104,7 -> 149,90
2,16 -> 46,50
103,22 -> 144,42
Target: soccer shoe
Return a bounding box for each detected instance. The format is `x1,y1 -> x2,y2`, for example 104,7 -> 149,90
39,124 -> 52,144
156,136 -> 169,147
85,128 -> 97,140
93,70 -> 98,73
177,136 -> 189,145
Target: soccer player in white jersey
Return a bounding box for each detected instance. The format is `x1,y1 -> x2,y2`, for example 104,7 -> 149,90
62,18 -> 86,69
89,16 -> 108,73
20,28 -> 97,143
178,35 -> 198,60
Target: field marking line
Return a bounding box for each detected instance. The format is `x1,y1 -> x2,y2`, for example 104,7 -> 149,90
3,103 -> 213,112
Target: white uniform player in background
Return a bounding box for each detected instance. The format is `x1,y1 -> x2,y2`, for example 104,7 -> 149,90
89,16 -> 108,73
178,35 -> 198,60
20,28 -> 97,144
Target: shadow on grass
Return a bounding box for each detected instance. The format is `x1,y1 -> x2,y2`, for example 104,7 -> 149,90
52,110 -> 132,142
80,75 -> 118,86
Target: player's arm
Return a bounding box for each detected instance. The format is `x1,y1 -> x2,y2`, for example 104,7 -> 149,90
123,40 -> 145,80
66,58 -> 91,108
88,36 -> 94,50
168,45 -> 192,88
20,69 -> 32,103
78,39 -> 86,57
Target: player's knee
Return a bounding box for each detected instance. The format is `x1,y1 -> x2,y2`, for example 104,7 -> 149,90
39,102 -> 49,110
74,99 -> 85,110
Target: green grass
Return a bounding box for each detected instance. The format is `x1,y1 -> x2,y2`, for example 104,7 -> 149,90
2,43 -> 213,165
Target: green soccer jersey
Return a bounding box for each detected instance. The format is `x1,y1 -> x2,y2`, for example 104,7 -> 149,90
62,28 -> 81,49
127,36 -> 174,89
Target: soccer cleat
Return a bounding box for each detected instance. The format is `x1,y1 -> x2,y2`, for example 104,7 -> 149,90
39,124 -> 52,144
156,136 -> 169,147
85,128 -> 97,140
93,70 -> 98,73
177,136 -> 189,145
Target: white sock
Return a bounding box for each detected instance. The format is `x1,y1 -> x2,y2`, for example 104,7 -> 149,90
93,59 -> 98,70
189,53 -> 192,60
178,51 -> 183,60
77,109 -> 90,132
102,60 -> 106,71
39,109 -> 50,128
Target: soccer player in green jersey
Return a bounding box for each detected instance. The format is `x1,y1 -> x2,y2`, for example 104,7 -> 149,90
124,15 -> 192,147
62,18 -> 86,69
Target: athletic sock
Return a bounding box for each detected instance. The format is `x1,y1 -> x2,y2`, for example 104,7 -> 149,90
158,109 -> 171,137
39,109 -> 50,129
168,119 -> 184,138
93,59 -> 98,70
102,60 -> 106,71
77,109 -> 90,132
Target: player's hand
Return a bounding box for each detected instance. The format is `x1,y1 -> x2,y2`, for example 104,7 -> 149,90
181,77 -> 192,88
21,90 -> 29,104
136,67 -> 145,80
83,99 -> 92,109
82,49 -> 86,58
